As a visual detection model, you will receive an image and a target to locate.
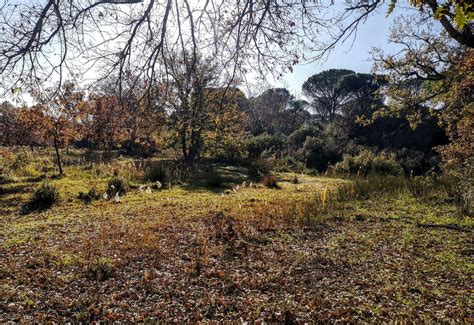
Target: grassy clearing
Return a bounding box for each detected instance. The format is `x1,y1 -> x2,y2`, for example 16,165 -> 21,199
0,150 -> 472,322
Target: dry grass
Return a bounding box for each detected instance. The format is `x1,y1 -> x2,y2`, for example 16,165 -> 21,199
0,149 -> 472,322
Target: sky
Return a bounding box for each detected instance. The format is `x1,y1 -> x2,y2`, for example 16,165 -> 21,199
277,7 -> 400,95
2,0 -> 408,104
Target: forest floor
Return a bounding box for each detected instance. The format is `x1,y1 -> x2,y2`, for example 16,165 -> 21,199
0,163 -> 472,322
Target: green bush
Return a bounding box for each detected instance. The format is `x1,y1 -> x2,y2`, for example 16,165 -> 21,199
395,148 -> 441,176
144,163 -> 171,183
204,166 -> 225,188
287,125 -> 321,149
372,153 -> 404,175
106,177 -> 128,197
246,133 -> 286,158
441,158 -> 473,215
22,183 -> 60,213
247,158 -> 272,180
273,156 -> 307,173
6,151 -> 42,177
302,136 -> 341,172
11,152 -> 30,171
334,150 -> 403,176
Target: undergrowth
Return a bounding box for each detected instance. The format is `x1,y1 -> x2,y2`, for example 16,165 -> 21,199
21,183 -> 60,214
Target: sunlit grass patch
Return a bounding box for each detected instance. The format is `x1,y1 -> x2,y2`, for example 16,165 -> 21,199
0,151 -> 472,322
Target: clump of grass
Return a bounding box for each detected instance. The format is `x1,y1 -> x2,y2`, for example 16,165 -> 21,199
262,174 -> 280,189
351,175 -> 406,199
291,175 -> 299,184
106,176 -> 128,197
77,187 -> 100,204
21,183 -> 60,213
86,257 -> 115,281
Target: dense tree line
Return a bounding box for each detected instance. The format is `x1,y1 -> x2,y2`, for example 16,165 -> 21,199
0,1 -> 471,191
0,64 -> 450,177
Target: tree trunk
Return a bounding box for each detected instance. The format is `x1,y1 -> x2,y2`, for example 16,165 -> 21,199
180,128 -> 189,164
53,138 -> 63,175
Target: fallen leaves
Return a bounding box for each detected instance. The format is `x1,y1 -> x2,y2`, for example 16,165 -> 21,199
1,175 -> 472,322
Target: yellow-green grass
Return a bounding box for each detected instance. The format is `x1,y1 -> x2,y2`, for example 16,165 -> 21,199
1,152 -> 472,322
0,167 -> 346,247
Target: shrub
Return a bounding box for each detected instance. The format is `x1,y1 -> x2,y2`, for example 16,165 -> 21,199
144,163 -> 171,183
262,174 -> 280,189
273,156 -> 307,173
204,166 -> 224,188
246,133 -> 286,158
395,148 -> 425,175
0,154 -> 10,181
78,187 -> 100,204
441,157 -> 473,215
247,158 -> 272,180
394,148 -> 441,176
0,174 -> 10,185
302,136 -> 341,172
287,125 -> 321,149
22,183 -> 60,213
371,153 -> 404,176
106,177 -> 128,197
11,152 -> 30,171
35,157 -> 54,175
7,151 -> 43,177
334,150 -> 403,176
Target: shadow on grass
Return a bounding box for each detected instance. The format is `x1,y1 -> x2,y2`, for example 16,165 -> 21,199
181,165 -> 250,194
24,175 -> 47,183
0,195 -> 25,210
0,183 -> 31,195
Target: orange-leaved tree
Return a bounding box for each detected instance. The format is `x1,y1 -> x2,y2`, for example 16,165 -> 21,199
30,81 -> 86,175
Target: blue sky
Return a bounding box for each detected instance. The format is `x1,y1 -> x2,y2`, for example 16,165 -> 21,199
279,5 -> 401,94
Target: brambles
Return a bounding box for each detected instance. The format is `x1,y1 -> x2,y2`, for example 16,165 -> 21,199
22,182 -> 60,213
209,212 -> 239,244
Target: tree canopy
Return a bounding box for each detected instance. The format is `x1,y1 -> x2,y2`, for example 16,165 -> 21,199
1,0 -> 472,97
